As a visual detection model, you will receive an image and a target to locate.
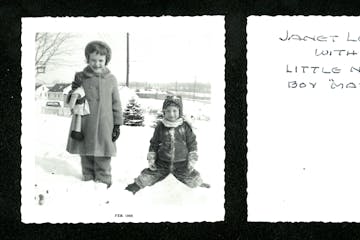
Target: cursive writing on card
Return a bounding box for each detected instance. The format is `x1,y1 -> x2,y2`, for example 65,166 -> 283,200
280,30 -> 360,89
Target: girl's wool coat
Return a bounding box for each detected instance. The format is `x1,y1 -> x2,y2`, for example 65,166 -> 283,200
66,66 -> 122,157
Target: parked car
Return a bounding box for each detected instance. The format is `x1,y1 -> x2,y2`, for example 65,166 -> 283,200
46,101 -> 61,107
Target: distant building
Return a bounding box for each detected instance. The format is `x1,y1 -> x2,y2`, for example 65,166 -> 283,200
35,84 -> 49,100
47,83 -> 71,103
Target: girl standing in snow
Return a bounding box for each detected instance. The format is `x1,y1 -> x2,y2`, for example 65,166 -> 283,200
125,95 -> 210,194
66,41 -> 122,189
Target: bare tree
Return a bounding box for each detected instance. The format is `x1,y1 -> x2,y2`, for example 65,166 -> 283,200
35,32 -> 75,74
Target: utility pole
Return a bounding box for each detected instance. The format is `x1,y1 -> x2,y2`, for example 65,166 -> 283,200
175,80 -> 178,94
126,32 -> 130,87
193,76 -> 197,101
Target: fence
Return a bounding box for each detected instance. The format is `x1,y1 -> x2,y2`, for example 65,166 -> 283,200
136,91 -> 211,102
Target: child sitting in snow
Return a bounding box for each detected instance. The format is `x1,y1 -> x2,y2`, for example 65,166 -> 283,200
66,41 -> 122,189
125,95 -> 210,194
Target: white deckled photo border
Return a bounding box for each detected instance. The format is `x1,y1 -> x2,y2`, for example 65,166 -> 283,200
21,16 -> 225,223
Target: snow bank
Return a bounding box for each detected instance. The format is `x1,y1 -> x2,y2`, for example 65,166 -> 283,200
22,99 -> 224,223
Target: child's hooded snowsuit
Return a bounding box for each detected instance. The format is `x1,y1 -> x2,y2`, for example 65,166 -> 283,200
134,96 -> 203,188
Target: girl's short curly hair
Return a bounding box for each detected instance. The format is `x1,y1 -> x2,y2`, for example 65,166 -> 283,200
85,41 -> 112,65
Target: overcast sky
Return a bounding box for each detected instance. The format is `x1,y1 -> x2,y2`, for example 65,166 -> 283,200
34,17 -> 224,86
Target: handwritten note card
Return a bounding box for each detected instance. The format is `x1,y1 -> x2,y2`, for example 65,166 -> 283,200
247,16 -> 360,222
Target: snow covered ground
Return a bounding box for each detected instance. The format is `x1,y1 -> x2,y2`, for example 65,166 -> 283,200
21,99 -> 224,223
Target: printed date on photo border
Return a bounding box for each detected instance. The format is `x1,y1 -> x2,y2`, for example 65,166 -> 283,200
115,214 -> 134,218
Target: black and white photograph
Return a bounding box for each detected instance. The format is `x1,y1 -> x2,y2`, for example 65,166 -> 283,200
21,16 -> 225,223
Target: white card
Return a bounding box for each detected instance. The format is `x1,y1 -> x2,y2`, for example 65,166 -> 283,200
247,16 -> 360,222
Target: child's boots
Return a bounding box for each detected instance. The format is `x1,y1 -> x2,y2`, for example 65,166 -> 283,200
200,183 -> 211,188
125,182 -> 141,195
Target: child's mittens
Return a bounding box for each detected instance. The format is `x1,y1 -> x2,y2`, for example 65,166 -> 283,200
188,151 -> 198,171
112,125 -> 120,142
147,152 -> 157,170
